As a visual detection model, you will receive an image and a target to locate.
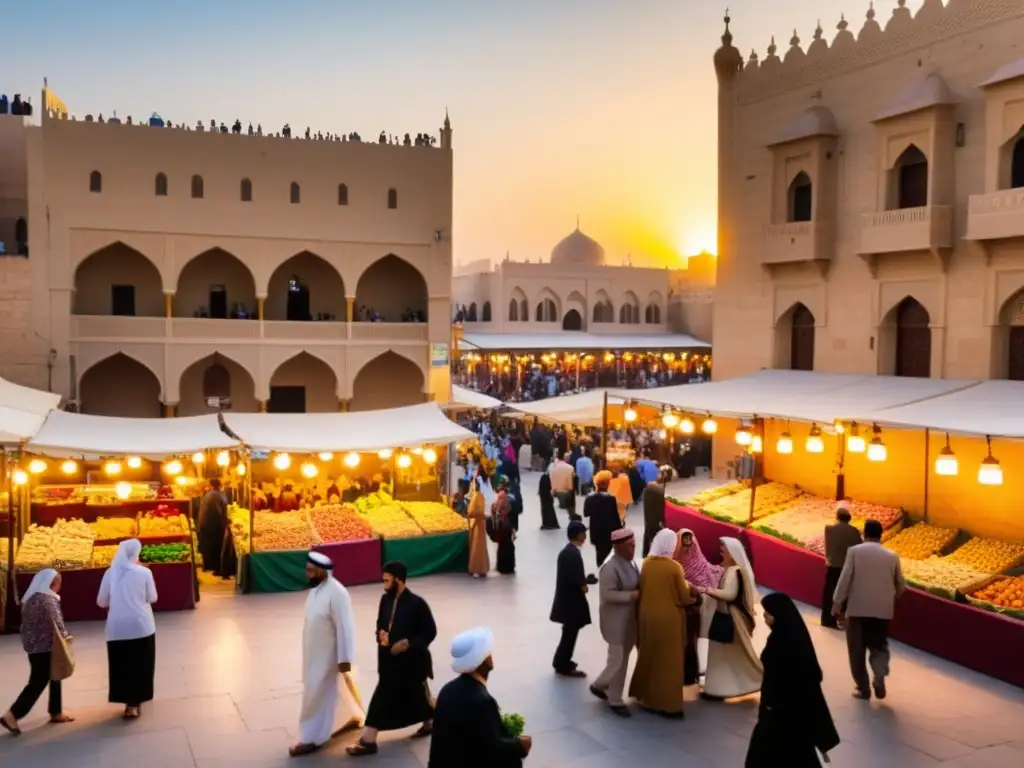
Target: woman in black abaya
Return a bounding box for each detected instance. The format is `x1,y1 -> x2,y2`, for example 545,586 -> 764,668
538,472 -> 559,530
746,592 -> 839,767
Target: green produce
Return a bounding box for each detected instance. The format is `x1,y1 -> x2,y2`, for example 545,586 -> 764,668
139,543 -> 191,564
501,712 -> 525,738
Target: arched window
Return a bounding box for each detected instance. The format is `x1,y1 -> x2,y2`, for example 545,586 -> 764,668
240,178 -> 253,202
1011,130 -> 1024,189
508,299 -> 519,322
155,173 -> 168,196
387,188 -> 398,209
89,171 -> 102,193
645,304 -> 661,324
562,310 -> 582,331
290,182 -> 301,204
619,304 -> 633,324
338,183 -> 349,205
202,363 -> 231,401
15,217 -> 27,255
536,299 -> 557,322
787,172 -> 813,222
790,304 -> 815,371
191,175 -> 204,199
893,145 -> 928,209
593,304 -> 604,323
481,301 -> 492,322
520,299 -> 528,322
894,297 -> 931,378
468,303 -> 478,322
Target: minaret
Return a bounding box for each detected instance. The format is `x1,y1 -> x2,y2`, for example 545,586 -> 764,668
440,108 -> 453,149
713,11 -> 743,280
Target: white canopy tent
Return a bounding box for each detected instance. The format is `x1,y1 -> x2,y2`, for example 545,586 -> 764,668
26,411 -> 235,459
0,405 -> 50,445
459,331 -> 710,351
448,385 -> 503,410
0,376 -> 61,416
505,390 -> 629,426
221,403 -> 473,453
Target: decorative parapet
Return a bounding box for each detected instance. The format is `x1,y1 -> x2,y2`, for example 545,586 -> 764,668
734,0 -> 1023,105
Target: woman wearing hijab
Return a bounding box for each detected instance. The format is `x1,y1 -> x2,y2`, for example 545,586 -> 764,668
467,476 -> 490,578
694,537 -> 763,700
492,478 -> 516,575
746,593 -> 839,766
627,529 -> 696,718
97,539 -> 158,719
1,570 -> 74,734
537,471 -> 559,530
674,529 -> 724,589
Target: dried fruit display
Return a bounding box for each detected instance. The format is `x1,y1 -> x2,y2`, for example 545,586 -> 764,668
52,536 -> 93,570
883,523 -> 959,561
310,505 -> 375,543
15,527 -> 55,572
402,502 -> 468,534
755,497 -> 838,544
50,518 -> 95,540
900,557 -> 986,597
138,512 -> 188,537
702,483 -> 804,524
90,516 -> 137,540
683,482 -> 745,510
943,537 -> 1024,575
363,505 -> 424,539
252,510 -> 315,551
91,545 -> 119,568
845,501 -> 903,531
228,504 -> 251,555
966,575 -> 1024,616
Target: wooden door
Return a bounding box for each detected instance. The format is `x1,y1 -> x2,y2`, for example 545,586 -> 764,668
895,299 -> 931,377
1008,327 -> 1024,381
790,304 -> 815,371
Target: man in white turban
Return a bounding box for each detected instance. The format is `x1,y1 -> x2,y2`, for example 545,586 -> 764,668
289,552 -> 364,757
428,627 -> 531,767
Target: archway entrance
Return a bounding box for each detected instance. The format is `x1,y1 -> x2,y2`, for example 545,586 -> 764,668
355,255 -> 428,322
894,298 -> 931,378
266,252 -> 345,322
74,243 -> 164,316
562,309 -> 583,331
790,304 -> 815,371
269,353 -> 338,412
80,354 -> 162,417
351,352 -> 425,412
178,354 -> 258,415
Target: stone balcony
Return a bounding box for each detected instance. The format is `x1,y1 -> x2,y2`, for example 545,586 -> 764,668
762,221 -> 834,270
858,205 -> 954,274
966,189 -> 1024,247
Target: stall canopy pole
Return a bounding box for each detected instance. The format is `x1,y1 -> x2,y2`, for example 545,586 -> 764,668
575,352 -> 581,390
747,417 -> 763,526
923,428 -> 930,524
835,425 -> 846,502
601,391 -> 609,470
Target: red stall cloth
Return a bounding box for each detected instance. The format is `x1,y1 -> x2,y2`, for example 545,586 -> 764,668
313,538 -> 382,587
664,502 -> 745,564
745,529 -> 826,607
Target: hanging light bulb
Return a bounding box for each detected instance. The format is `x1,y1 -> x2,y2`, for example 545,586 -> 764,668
833,421 -> 845,435
978,437 -> 1003,486
397,453 -> 413,469
61,459 -> 78,475
28,459 -> 47,474
378,449 -> 393,460
701,416 -> 717,434
175,475 -> 191,486
273,453 -> 292,471
300,462 -> 318,478
115,481 -> 132,500
750,435 -> 763,454
735,425 -> 752,447
679,417 -> 695,435
846,422 -> 866,453
216,451 -> 231,467
658,429 -> 668,441
624,405 -> 638,423
805,425 -> 824,453
423,448 -> 438,465
866,424 -> 887,462
318,452 -> 334,461
411,447 -> 424,455
192,452 -> 206,465
343,452 -> 360,468
127,456 -> 143,469
12,468 -> 28,486
662,410 -> 679,429
776,432 -> 793,454
104,460 -> 123,476
164,459 -> 183,475
934,434 -> 958,476
235,462 -> 247,476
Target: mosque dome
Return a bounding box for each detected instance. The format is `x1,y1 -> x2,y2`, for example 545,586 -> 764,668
551,224 -> 606,267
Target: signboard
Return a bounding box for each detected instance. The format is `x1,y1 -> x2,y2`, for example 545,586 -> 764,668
431,343 -> 450,367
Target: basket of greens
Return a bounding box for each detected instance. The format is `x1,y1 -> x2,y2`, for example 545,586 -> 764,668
500,712 -> 525,738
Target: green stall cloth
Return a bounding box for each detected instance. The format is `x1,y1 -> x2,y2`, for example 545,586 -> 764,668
381,532 -> 469,578
241,550 -> 309,594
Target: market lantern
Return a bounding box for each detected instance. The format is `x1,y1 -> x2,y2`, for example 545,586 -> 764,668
805,425 -> 824,454
273,453 -> 292,471
378,449 -> 393,460
624,405 -> 638,423
662,410 -> 679,429
423,448 -> 438,465
846,423 -> 866,453
61,459 -> 78,475
978,437 -> 1003,486
300,462 -> 318,478
235,462 -> 247,476
735,425 -> 752,447
866,424 -> 887,462
833,421 -> 845,435
12,468 -> 29,486
175,475 -> 193,486
934,434 -> 958,476
318,452 -> 334,461
750,435 -> 763,454
115,481 -> 132,500
679,417 -> 695,435
343,452 -> 360,468
104,460 -> 123,476
776,432 -> 793,454
701,416 -> 717,435
192,452 -> 206,465
164,459 -> 183,475
127,456 -> 143,469
28,459 -> 47,474
216,451 -> 231,467
411,447 -> 424,455
397,453 -> 413,469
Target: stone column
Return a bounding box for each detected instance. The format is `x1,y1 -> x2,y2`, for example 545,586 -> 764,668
338,398 -> 351,412
164,293 -> 173,319
346,297 -> 355,323
257,297 -> 265,322
162,403 -> 177,418
258,400 -> 268,413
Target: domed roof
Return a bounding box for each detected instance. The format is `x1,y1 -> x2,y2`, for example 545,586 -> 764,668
551,224 -> 606,267
874,73 -> 954,122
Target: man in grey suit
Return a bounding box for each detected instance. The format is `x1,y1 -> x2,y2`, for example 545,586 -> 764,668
821,504 -> 863,628
589,528 -> 640,717
833,519 -> 906,700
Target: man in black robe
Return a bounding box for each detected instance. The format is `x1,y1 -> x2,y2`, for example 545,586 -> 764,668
641,468 -> 669,557
197,479 -> 228,576
428,627 -> 532,767
549,521 -> 591,677
347,561 -> 437,757
583,473 -> 622,571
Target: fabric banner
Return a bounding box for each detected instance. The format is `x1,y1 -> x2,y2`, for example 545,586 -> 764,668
381,532 -> 469,578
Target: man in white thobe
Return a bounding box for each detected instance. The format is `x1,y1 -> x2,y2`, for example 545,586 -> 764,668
289,551 -> 365,757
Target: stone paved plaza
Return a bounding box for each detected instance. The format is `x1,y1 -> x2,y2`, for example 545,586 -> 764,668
2,473 -> 1023,767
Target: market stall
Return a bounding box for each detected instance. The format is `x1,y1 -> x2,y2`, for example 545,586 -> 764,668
448,385 -> 503,411
222,404 -> 474,592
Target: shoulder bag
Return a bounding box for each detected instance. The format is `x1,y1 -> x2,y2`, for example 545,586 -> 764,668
50,621 -> 75,681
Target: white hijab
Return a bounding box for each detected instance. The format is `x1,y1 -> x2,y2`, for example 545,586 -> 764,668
649,528 -> 678,558
22,568 -> 59,603
110,538 -> 144,588
721,537 -> 758,617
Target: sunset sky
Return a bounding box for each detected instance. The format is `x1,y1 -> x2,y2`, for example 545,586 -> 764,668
7,1 -> 925,268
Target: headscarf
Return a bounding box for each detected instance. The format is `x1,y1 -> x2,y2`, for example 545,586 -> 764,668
675,529 -> 724,589
22,568 -> 59,603
308,551 -> 333,569
450,626 -> 494,674
760,592 -> 822,684
382,560 -> 408,582
110,539 -> 144,590
721,537 -> 758,618
649,528 -> 678,558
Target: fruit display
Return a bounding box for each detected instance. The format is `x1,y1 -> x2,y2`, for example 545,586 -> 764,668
252,510 -> 316,551
682,482 -> 745,510
884,523 -> 959,561
844,500 -> 903,531
702,483 -> 804,525
14,526 -> 55,572
52,536 -> 93,570
755,497 -> 838,544
91,545 -> 119,568
965,575 -> 1024,616
138,512 -> 189,537
310,505 -> 375,543
228,504 -> 252,555
140,543 -> 191,563
50,517 -> 95,540
90,516 -> 137,541
402,501 -> 468,534
943,537 -> 1024,575
899,557 -> 987,598
363,505 -> 424,539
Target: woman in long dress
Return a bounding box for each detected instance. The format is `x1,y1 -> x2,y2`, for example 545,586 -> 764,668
97,539 -> 158,719
538,472 -> 559,530
746,593 -> 839,767
674,529 -> 724,589
466,478 -> 490,578
629,529 -> 696,718
493,479 -> 516,575
695,537 -> 763,700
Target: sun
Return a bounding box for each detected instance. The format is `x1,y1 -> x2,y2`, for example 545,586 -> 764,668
680,229 -> 718,259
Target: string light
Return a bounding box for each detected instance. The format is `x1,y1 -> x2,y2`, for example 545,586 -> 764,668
662,410 -> 679,429
28,459 -> 47,474
397,453 -> 413,469
834,421 -> 845,435
273,453 -> 291,471
846,423 -> 866,453
378,449 -> 393,460
735,425 -> 752,446
679,417 -> 695,435
750,435 -> 763,454
115,481 -> 132,499
776,431 -> 793,454
805,424 -> 824,453
866,424 -> 887,462
978,436 -> 1003,486
423,448 -> 438,465
216,451 -> 231,467
934,434 -> 958,476
318,452 -> 334,461
412,447 -> 424,455
61,460 -> 78,475
344,452 -> 360,468
701,416 -> 717,435
164,459 -> 183,475
192,452 -> 206,465
300,462 -> 318,478
235,462 -> 247,476
12,469 -> 28,486
104,460 -> 122,476
624,405 -> 638,423
127,456 -> 143,469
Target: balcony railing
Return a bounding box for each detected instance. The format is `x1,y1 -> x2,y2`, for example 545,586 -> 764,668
763,221 -> 833,266
350,322 -> 428,341
71,315 -> 166,339
858,205 -> 953,255
966,189 -> 1024,242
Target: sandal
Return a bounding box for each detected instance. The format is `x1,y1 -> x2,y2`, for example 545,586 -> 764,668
0,714 -> 20,736
288,743 -> 320,757
49,714 -> 75,724
345,740 -> 378,756
123,707 -> 141,720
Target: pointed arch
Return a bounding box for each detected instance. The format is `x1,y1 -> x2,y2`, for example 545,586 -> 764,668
997,287 -> 1024,381
240,178 -> 253,202
266,251 -> 346,321
619,291 -> 640,324
351,350 -> 425,412
290,181 -> 301,204
534,289 -> 560,322
775,302 -> 815,371
481,301 -> 492,322
269,351 -> 339,413
191,174 -> 204,199
155,172 -> 168,197
355,254 -> 428,322
177,352 -> 259,415
562,309 -> 583,331
175,248 -> 258,318
787,171 -> 813,222
468,302 -> 478,322
881,296 -> 931,378
80,353 -> 162,417
74,242 -> 164,316
89,170 -> 102,193
508,287 -> 527,322
1009,127 -> 1024,189
593,289 -> 614,323
889,144 -> 928,210
338,183 -> 349,205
